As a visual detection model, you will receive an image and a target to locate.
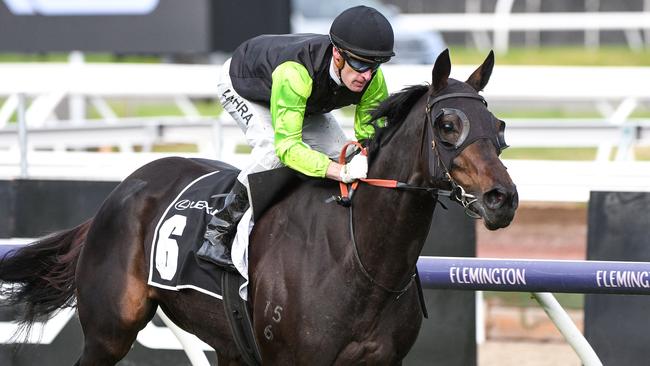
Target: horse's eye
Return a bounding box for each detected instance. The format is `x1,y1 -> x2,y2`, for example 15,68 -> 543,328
440,121 -> 455,133
434,108 -> 469,148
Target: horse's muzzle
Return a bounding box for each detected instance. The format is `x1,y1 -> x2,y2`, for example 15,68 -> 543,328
477,184 -> 518,230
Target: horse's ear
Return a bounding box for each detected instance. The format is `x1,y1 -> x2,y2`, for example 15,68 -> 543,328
432,49 -> 451,92
466,50 -> 495,92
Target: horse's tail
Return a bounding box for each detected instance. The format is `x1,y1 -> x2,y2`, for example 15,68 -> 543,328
0,220 -> 92,330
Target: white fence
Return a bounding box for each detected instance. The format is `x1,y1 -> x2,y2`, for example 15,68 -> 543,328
3,151 -> 649,203
2,62 -> 650,201
0,61 -> 217,128
397,0 -> 650,52
3,63 -> 650,125
3,62 -> 650,158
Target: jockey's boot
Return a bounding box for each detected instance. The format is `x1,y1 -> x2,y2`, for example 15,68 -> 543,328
197,181 -> 249,271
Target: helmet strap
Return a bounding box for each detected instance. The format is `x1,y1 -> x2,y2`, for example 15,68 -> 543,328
332,48 -> 345,85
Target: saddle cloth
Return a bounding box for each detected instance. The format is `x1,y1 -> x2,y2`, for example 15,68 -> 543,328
147,160 -> 301,301
147,165 -> 239,300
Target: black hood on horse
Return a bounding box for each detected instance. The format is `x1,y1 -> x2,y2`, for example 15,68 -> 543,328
365,50 -> 517,230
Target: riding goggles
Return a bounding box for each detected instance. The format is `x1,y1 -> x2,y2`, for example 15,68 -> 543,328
339,49 -> 386,73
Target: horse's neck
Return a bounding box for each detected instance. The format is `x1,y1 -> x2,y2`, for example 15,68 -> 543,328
352,113 -> 437,290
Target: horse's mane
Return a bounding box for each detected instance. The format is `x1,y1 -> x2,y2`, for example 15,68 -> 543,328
365,84 -> 429,159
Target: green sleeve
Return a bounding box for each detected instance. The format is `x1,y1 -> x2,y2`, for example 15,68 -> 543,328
354,68 -> 388,141
271,61 -> 332,178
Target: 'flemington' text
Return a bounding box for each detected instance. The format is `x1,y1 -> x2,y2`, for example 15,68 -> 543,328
449,267 -> 527,286
596,270 -> 650,288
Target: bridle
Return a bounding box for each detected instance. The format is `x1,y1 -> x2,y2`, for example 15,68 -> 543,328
424,92 -> 490,218
334,91 -> 492,217
334,90 -> 501,295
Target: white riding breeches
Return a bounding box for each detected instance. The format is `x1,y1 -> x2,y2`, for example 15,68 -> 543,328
216,58 -> 350,189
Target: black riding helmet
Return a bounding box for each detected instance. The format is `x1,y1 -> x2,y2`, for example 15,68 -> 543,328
329,5 -> 395,64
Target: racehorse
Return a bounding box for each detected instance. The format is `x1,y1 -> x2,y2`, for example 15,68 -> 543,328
0,50 -> 517,365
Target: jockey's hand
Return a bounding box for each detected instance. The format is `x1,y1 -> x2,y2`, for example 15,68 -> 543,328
339,154 -> 368,183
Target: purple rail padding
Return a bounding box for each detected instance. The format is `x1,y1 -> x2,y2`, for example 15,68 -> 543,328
417,256 -> 650,295
0,244 -> 22,259
3,244 -> 650,295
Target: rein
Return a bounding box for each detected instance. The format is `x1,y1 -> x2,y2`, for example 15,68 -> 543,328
334,92 -> 489,212
334,145 -> 477,213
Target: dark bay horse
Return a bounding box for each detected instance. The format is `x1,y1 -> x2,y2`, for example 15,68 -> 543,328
0,50 -> 517,365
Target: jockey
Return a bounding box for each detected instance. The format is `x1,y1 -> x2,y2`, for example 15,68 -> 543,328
197,5 -> 394,270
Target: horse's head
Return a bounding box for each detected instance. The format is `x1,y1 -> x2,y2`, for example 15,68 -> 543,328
424,49 -> 518,230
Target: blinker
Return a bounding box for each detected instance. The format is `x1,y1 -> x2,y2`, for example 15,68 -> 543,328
424,91 -> 509,183
496,119 -> 509,153
433,108 -> 471,149
423,91 -> 509,218
430,108 -> 509,156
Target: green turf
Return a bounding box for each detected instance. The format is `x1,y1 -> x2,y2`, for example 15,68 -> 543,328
0,98 -> 222,121
449,45 -> 650,66
495,108 -> 650,119
3,45 -> 650,66
484,291 -> 584,310
501,147 -> 596,160
85,99 -> 222,119
0,53 -> 162,63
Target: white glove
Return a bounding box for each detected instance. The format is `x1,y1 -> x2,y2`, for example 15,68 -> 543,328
339,154 -> 368,183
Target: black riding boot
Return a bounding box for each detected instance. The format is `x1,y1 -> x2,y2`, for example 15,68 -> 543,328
197,181 -> 250,271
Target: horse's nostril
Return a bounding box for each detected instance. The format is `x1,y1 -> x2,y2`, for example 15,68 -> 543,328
484,188 -> 507,210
